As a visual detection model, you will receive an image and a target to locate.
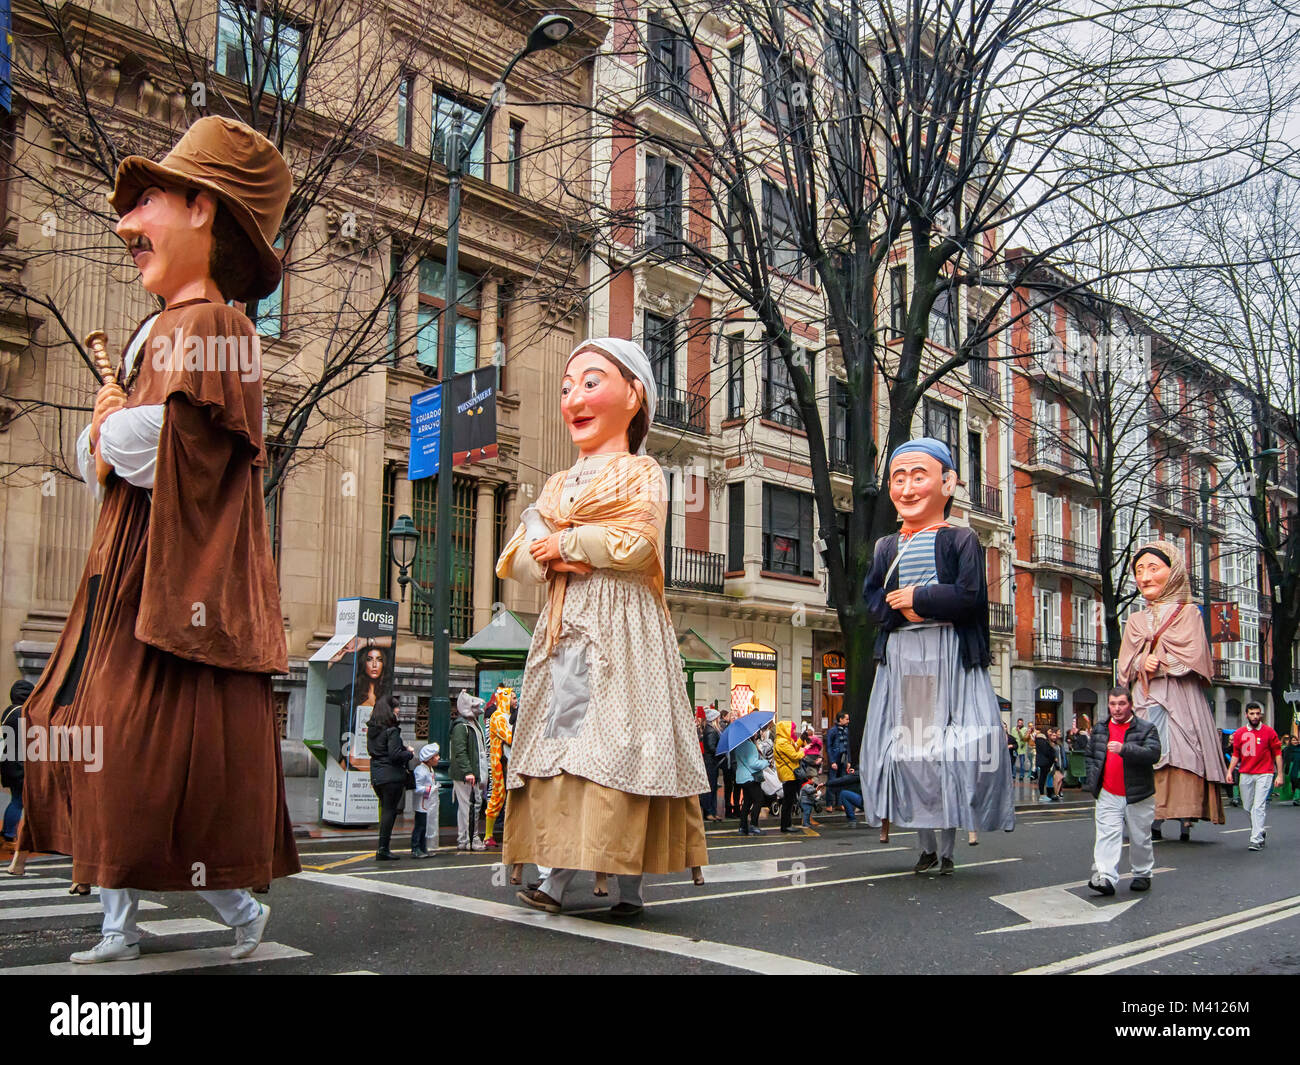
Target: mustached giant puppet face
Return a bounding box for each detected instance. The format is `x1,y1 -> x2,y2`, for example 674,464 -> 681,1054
115,185 -> 217,304
560,349 -> 644,454
888,451 -> 956,529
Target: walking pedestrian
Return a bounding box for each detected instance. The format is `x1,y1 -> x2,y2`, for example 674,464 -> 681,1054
734,737 -> 768,836
367,694 -> 413,861
449,691 -> 488,852
410,743 -> 440,858
1035,726 -> 1058,802
1086,687 -> 1162,896
0,680 -> 32,853
774,721 -> 805,833
1284,734 -> 1300,806
1226,702 -> 1283,852
700,707 -> 723,821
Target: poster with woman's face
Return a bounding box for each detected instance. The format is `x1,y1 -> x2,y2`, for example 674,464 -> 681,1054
349,636 -> 395,771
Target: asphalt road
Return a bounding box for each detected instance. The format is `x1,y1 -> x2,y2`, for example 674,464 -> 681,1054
0,797 -> 1296,976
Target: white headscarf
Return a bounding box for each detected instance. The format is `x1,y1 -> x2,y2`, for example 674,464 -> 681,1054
567,338 -> 656,454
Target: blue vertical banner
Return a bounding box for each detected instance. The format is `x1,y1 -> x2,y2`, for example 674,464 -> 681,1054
0,0 -> 11,115
408,383 -> 441,480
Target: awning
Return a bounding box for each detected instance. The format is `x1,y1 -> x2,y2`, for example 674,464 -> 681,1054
456,610 -> 539,665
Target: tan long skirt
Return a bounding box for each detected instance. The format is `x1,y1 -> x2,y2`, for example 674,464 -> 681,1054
1155,766 -> 1225,824
503,773 -> 708,875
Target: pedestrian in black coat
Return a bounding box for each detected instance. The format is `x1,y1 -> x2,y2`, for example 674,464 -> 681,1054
367,694 -> 413,860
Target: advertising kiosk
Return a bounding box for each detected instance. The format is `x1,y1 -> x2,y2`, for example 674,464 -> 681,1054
304,597 -> 400,826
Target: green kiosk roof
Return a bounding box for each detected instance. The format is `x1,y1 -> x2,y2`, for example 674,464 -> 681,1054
457,615 -> 729,675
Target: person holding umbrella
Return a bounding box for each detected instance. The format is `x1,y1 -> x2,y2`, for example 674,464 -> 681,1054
716,710 -> 775,836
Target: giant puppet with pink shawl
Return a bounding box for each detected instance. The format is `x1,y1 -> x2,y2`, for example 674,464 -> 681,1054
495,338 -> 708,918
1117,540 -> 1227,839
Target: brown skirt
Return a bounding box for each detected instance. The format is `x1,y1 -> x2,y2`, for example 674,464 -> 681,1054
503,774 -> 708,876
1155,766 -> 1226,824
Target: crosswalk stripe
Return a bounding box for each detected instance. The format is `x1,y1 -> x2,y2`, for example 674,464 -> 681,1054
0,941 -> 309,975
0,887 -> 99,902
137,918 -> 227,936
0,876 -> 63,888
0,900 -> 162,921
334,969 -> 378,975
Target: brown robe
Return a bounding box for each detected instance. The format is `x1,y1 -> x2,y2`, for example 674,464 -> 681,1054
18,299 -> 300,890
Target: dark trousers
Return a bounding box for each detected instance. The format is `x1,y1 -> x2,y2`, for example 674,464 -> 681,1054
700,759 -> 719,818
1037,764 -> 1055,797
373,781 -> 404,853
740,780 -> 764,831
410,811 -> 428,851
2,781 -> 21,840
781,779 -> 799,830
724,768 -> 739,815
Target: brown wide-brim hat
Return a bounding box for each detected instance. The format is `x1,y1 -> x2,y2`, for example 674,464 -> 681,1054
107,116 -> 292,301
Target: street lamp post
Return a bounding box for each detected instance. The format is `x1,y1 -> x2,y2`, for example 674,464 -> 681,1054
413,14 -> 575,728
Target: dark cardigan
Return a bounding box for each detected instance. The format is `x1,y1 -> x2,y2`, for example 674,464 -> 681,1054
862,525 -> 992,669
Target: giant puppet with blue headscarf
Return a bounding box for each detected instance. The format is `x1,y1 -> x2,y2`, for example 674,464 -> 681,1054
858,438 -> 1015,874
495,338 -> 708,918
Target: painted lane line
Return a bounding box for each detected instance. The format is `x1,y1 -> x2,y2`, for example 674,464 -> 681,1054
0,877 -> 63,888
0,901 -> 162,922
568,858 -> 1022,913
296,870 -> 851,975
137,917 -> 228,936
1016,893 -> 1300,975
0,942 -> 308,975
981,868 -> 1175,934
334,969 -> 379,975
1076,905 -> 1300,974
661,847 -> 910,886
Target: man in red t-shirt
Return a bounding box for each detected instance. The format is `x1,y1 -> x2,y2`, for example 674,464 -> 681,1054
1086,687 -> 1162,896
1227,702 -> 1283,851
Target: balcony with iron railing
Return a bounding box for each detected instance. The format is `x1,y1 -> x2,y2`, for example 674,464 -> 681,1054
969,481 -> 1003,518
1188,575 -> 1228,602
665,545 -> 726,593
1031,533 -> 1099,572
635,209 -> 687,258
989,601 -> 1013,633
1213,658 -> 1261,684
829,435 -> 851,474
1034,634 -> 1108,668
968,358 -> 998,396
653,384 -> 708,435
1024,434 -> 1075,474
641,62 -> 711,125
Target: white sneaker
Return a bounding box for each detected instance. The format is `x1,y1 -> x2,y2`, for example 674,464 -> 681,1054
231,901 -> 270,959
471,837 -> 486,852
70,935 -> 140,964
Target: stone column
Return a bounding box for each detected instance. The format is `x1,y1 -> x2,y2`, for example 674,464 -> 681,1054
473,480 -> 497,633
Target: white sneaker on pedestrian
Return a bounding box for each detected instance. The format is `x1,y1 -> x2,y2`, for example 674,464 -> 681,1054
231,901 -> 270,959
471,837 -> 486,852
70,935 -> 140,964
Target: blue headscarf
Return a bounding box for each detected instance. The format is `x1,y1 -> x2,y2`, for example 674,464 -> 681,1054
888,437 -> 954,472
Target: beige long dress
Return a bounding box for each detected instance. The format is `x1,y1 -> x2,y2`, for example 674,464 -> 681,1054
499,452 -> 708,875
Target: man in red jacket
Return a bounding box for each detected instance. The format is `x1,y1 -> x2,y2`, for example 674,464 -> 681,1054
1227,702 -> 1283,852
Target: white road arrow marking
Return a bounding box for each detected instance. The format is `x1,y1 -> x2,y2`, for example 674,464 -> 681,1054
981,867 -> 1173,933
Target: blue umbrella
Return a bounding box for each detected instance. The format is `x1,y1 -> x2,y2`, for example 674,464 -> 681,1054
716,711 -> 775,757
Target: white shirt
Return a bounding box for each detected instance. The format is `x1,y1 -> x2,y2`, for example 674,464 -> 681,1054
76,316 -> 165,497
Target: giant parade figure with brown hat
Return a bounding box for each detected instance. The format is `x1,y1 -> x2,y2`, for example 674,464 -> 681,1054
17,116 -> 300,962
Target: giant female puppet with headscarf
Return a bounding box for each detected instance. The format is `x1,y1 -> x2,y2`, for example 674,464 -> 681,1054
1117,541 -> 1226,839
859,438 -> 1015,875
495,338 -> 708,917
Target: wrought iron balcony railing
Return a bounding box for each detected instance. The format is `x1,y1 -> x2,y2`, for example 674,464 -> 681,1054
989,601 -> 1013,633
1031,533 -> 1099,572
653,384 -> 708,435
970,481 -> 1003,517
1034,634 -> 1107,668
968,359 -> 998,396
666,545 -> 725,593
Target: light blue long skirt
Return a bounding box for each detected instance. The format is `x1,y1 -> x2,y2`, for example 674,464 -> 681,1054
858,622 -> 1015,832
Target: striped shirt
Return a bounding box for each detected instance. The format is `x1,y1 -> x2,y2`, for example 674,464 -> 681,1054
895,529 -> 940,588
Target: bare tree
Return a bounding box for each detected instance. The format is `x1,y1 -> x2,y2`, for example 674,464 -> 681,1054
548,0 -> 1299,743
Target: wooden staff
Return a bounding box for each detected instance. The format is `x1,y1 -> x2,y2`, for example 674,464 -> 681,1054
83,330 -> 117,387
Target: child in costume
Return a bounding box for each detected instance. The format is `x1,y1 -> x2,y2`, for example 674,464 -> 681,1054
18,117 -> 299,961
1117,541 -> 1226,839
859,438 -> 1015,873
496,338 -> 708,917
484,684 -> 514,848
